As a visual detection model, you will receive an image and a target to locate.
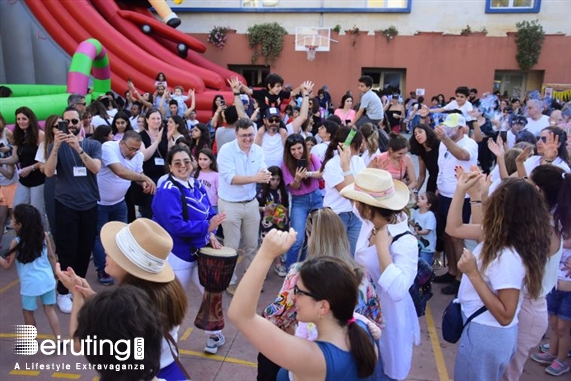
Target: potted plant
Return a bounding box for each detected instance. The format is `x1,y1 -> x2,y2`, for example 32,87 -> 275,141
207,26 -> 230,49
460,25 -> 472,36
247,22 -> 288,65
515,20 -> 545,71
377,26 -> 399,41
332,24 -> 341,34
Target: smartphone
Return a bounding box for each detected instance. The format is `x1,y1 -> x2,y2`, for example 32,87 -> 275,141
499,131 -> 507,142
345,119 -> 352,125
220,98 -> 226,106
344,129 -> 356,146
297,159 -> 307,169
58,121 -> 68,134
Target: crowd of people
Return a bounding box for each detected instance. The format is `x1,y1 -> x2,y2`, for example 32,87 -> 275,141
0,73 -> 570,381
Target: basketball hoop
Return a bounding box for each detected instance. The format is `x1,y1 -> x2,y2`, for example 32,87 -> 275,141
305,45 -> 318,61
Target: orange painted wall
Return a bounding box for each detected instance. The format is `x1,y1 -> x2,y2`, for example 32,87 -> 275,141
194,32 -> 571,103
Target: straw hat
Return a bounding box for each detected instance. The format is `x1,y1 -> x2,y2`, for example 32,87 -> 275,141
101,218 -> 175,283
340,168 -> 410,211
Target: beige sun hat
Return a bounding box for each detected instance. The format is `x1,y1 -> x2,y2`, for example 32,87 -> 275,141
101,218 -> 175,283
340,168 -> 410,211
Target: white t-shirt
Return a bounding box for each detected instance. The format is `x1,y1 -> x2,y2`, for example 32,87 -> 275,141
524,115 -> 550,136
361,148 -> 380,167
260,132 -> 284,168
492,112 -> 509,132
92,115 -> 113,128
436,135 -> 479,198
323,155 -> 366,213
310,142 -> 330,162
506,129 -> 517,149
411,209 -> 437,253
97,141 -> 144,205
129,115 -> 140,132
458,243 -> 525,328
524,155 -> 571,176
443,100 -> 474,122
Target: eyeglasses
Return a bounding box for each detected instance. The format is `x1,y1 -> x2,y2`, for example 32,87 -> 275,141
64,119 -> 79,125
293,285 -> 319,299
76,102 -> 87,106
172,159 -> 192,168
268,117 -> 280,124
238,133 -> 254,139
538,136 -> 547,143
121,142 -> 140,152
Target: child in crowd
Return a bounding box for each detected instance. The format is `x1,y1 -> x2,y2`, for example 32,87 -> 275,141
0,204 -> 61,339
256,166 -> 289,277
194,148 -> 219,214
154,72 -> 167,88
305,136 -> 317,152
241,73 -> 298,117
171,86 -> 191,114
411,191 -> 438,265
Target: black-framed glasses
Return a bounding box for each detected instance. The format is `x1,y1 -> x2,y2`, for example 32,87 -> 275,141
121,141 -> 140,152
539,136 -> 547,143
64,119 -> 79,125
268,117 -> 280,123
293,285 -> 319,299
76,102 -> 87,106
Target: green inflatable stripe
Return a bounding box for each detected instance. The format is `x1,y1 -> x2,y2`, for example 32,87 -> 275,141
0,84 -> 68,97
1,94 -> 72,125
69,53 -> 93,74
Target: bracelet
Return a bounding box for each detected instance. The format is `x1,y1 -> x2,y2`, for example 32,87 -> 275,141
79,150 -> 85,155
233,92 -> 240,96
470,200 -> 482,205
303,94 -> 310,97
343,170 -> 352,177
306,171 -> 313,178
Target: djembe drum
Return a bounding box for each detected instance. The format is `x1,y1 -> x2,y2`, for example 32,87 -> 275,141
194,246 -> 238,331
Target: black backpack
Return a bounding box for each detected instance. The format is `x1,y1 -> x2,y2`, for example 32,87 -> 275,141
392,231 -> 435,317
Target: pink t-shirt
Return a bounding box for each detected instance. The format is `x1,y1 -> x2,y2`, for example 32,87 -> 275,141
370,152 -> 412,181
281,154 -> 321,196
196,170 -> 219,206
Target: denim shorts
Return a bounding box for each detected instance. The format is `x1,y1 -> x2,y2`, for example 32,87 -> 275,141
22,289 -> 56,311
547,288 -> 571,321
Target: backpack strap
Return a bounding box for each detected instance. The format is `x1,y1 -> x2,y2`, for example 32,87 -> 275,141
391,230 -> 413,243
168,174 -> 189,221
462,305 -> 488,330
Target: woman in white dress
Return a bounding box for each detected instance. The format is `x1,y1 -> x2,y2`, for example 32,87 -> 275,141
341,168 -> 420,380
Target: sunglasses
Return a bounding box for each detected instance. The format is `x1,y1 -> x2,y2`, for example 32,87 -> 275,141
287,135 -> 304,144
268,117 -> 280,123
76,102 -> 87,106
293,285 -> 319,299
538,136 -> 547,143
64,119 -> 79,125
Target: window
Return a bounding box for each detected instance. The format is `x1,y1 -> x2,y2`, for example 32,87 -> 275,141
361,68 -> 406,92
228,65 -> 270,87
486,0 -> 541,13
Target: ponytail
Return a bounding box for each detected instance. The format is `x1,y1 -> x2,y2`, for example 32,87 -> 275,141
554,172 -> 571,240
347,320 -> 377,378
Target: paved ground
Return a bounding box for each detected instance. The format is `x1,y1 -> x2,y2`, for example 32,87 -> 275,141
0,226 -> 549,381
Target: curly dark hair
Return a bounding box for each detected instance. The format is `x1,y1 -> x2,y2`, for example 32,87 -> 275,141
409,124 -> 440,156
7,204 -> 45,264
481,178 -> 552,299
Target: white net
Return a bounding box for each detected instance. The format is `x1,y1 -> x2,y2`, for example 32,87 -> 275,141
305,46 -> 317,61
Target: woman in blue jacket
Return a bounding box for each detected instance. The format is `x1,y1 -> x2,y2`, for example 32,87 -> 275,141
152,145 -> 226,354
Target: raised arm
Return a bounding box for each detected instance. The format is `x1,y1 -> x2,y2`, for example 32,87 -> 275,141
445,170 -> 484,242
183,89 -> 196,118
228,77 -> 248,119
288,81 -> 313,133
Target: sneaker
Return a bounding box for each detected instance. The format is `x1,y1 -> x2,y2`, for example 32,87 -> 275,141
97,270 -> 115,286
433,272 -> 456,284
540,344 -> 571,358
441,280 -> 461,295
531,352 -> 557,365
226,284 -> 237,297
204,333 -> 225,354
56,294 -> 73,314
274,265 -> 287,277
545,359 -> 570,376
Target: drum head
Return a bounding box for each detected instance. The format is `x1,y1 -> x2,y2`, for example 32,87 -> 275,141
199,246 -> 237,258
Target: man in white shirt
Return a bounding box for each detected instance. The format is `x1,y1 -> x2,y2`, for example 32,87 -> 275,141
524,99 -> 550,136
217,118 -> 271,295
254,107 -> 286,168
93,131 -> 155,285
434,113 -> 479,295
354,75 -> 384,127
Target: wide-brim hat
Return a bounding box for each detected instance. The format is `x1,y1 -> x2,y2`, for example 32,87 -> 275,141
340,168 -> 410,211
101,219 -> 175,283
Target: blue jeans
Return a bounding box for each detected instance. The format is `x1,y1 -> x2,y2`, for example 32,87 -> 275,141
419,250 -> 434,265
285,189 -> 323,270
338,211 -> 362,257
93,201 -> 128,272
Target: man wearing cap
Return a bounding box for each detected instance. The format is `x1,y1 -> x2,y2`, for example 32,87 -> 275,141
217,118 -> 271,295
433,113 -> 478,295
524,99 -> 550,136
506,115 -> 528,149
45,106 -> 102,313
254,81 -> 313,168
92,130 -> 156,286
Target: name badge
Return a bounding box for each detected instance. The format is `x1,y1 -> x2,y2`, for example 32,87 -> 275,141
73,166 -> 87,177
154,157 -> 165,166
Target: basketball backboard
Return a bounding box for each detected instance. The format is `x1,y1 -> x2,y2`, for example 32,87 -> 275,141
295,27 -> 332,52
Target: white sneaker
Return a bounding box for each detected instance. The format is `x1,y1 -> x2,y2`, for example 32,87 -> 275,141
204,333 -> 225,354
57,294 -> 73,314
